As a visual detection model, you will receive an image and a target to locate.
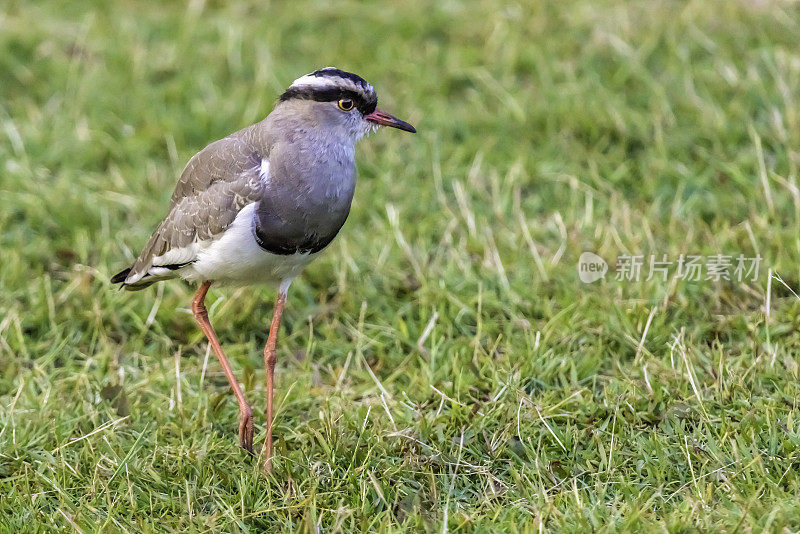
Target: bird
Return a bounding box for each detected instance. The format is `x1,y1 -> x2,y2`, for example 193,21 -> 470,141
111,67 -> 415,471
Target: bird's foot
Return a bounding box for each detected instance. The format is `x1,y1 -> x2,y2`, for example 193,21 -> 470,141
238,406 -> 254,455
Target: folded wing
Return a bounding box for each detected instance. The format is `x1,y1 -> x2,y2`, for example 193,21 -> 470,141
114,133 -> 266,290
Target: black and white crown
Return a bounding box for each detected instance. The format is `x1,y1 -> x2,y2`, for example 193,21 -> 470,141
280,67 -> 377,115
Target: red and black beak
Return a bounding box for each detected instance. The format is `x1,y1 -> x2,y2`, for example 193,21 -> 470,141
365,108 -> 416,133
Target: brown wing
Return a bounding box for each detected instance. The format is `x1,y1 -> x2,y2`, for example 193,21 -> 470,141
120,133 -> 266,287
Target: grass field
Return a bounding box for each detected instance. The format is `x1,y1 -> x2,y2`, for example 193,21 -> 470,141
3,0 -> 800,531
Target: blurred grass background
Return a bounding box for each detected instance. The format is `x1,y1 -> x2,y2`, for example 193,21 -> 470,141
2,0 -> 800,531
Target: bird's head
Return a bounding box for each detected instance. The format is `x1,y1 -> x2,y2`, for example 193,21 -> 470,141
276,67 -> 416,142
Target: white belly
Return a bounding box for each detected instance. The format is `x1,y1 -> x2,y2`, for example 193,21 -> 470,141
180,203 -> 319,287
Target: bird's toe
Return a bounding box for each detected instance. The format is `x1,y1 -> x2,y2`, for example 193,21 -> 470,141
238,409 -> 255,455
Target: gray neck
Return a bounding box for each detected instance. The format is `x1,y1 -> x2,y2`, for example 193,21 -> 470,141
247,110 -> 357,255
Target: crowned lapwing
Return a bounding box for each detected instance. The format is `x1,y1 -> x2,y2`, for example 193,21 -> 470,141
111,68 -> 415,471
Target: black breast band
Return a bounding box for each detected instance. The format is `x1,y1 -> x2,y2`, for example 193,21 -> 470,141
252,215 -> 348,255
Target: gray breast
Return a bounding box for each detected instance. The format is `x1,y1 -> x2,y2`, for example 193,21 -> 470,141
252,137 -> 356,255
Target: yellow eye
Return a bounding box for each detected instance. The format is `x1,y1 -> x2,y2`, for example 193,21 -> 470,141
337,99 -> 355,111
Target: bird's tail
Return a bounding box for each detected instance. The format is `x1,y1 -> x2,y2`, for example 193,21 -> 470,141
110,267 -> 131,284
110,266 -> 160,291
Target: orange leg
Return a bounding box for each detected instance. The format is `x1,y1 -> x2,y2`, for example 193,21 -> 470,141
192,281 -> 254,454
263,290 -> 287,472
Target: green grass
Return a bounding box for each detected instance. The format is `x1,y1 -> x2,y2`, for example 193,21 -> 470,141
3,0 -> 800,531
